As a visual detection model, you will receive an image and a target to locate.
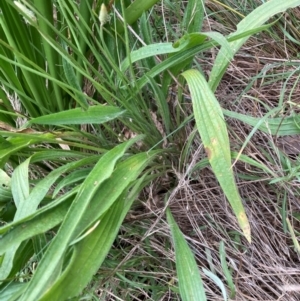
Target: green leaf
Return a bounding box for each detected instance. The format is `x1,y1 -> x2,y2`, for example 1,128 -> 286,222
182,0 -> 204,33
224,109 -> 300,136
72,151 -> 159,240
39,152 -> 156,300
219,241 -> 235,298
0,132 -> 61,165
0,158 -> 30,280
18,137 -> 143,301
0,195 -> 74,255
202,268 -> 227,301
0,169 -> 12,202
27,105 -> 125,126
40,200 -> 125,301
121,32 -> 230,74
167,208 -> 207,301
11,158 -> 30,209
116,0 -> 160,33
0,282 -> 27,301
120,42 -> 177,72
0,155 -> 98,280
182,69 -> 251,242
62,43 -> 88,110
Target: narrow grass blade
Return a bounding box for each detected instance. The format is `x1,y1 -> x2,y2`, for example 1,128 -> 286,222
224,109 -> 300,136
27,106 -> 125,126
182,0 -> 204,33
202,268 -> 227,301
219,241 -> 235,298
191,151 -> 276,179
286,218 -> 300,254
33,0 -> 63,111
182,69 -> 251,242
62,46 -> 88,110
167,208 -> 207,301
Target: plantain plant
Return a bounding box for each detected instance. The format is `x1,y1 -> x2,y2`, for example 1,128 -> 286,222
0,0 -> 299,300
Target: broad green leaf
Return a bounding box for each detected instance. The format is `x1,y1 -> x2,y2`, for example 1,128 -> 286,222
39,152 -> 156,300
12,155 -> 98,222
208,0 -> 300,92
0,131 -> 106,154
53,168 -> 91,197
0,155 -> 99,280
182,69 -> 251,242
0,196 -> 73,255
0,158 -> 30,280
27,105 -> 125,126
29,149 -> 89,163
0,169 -> 12,202
0,282 -> 27,301
167,208 -> 207,301
19,137 -> 143,301
120,42 -> 177,72
11,158 -> 30,209
162,32 -> 232,94
40,200 -> 125,301
72,151 -> 159,240
0,136 -> 37,165
0,150 -> 156,260
4,240 -> 34,286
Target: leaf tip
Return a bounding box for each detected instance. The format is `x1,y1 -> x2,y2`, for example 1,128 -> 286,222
239,212 -> 251,243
